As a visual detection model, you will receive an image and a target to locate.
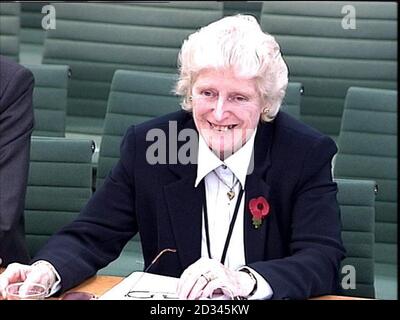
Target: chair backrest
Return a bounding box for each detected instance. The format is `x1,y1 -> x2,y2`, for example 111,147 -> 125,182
97,69 -> 180,188
0,2 -> 20,61
42,2 -> 223,135
18,3 -> 49,64
280,82 -> 303,119
223,1 -> 263,20
260,1 -> 397,139
24,64 -> 70,137
20,2 -> 47,45
336,178 -> 376,298
334,87 -> 397,267
24,137 -> 94,257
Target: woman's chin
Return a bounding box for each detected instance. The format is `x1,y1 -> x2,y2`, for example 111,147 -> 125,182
207,140 -> 245,160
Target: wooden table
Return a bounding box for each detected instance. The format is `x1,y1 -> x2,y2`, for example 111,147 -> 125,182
65,274 -> 371,300
1,268 -> 370,300
64,275 -> 124,297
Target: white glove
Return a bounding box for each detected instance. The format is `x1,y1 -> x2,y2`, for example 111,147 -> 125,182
0,261 -> 56,300
177,257 -> 255,300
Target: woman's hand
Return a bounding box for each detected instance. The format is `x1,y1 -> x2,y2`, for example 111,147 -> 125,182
177,257 -> 255,299
0,262 -> 56,299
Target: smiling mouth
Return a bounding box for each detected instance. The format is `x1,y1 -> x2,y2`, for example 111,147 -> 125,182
207,121 -> 238,132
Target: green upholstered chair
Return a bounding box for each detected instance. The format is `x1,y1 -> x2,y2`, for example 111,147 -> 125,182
24,64 -> 70,137
19,2 -> 48,64
24,137 -> 94,257
0,2 -> 20,61
280,82 -> 303,119
260,1 -> 397,140
20,2 -> 47,45
223,1 -> 263,20
334,87 -> 397,299
42,2 -> 223,137
335,178 -> 376,298
96,69 -> 180,189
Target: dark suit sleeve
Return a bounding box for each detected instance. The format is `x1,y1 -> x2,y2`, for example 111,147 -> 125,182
249,136 -> 346,300
33,126 -> 138,292
0,66 -> 34,264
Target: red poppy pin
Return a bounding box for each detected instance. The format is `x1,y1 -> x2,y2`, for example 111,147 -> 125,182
249,196 -> 270,229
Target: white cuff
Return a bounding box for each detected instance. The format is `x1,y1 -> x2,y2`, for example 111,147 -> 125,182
32,260 -> 62,297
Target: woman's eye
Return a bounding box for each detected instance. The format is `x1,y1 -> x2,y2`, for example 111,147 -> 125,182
234,95 -> 248,102
202,90 -> 215,97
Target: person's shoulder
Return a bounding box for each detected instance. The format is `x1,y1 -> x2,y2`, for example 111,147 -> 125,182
0,56 -> 33,80
0,55 -> 34,95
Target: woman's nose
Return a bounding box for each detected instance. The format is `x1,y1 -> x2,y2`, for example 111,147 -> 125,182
213,96 -> 229,121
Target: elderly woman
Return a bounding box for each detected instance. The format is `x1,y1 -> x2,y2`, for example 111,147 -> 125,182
0,15 -> 345,300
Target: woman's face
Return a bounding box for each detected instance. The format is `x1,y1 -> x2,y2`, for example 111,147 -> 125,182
191,68 -> 263,159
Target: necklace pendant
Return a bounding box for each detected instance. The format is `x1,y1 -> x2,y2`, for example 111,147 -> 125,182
227,191 -> 235,200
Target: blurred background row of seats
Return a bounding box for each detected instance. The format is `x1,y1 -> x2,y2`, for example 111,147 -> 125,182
334,87 -> 397,300
25,137 -> 94,256
24,63 -> 69,137
260,2 -> 397,140
1,2 -> 396,142
0,1 -> 397,299
336,178 -> 376,298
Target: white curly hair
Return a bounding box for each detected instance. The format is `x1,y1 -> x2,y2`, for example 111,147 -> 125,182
174,14 -> 289,122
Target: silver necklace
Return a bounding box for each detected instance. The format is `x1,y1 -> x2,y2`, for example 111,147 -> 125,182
212,169 -> 240,200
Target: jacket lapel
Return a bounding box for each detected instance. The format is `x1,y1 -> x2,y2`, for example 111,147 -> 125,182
164,117 -> 203,270
164,174 -> 204,271
244,121 -> 275,264
244,174 -> 272,263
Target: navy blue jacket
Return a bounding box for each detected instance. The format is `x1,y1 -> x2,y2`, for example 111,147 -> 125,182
35,110 -> 345,299
0,56 -> 34,266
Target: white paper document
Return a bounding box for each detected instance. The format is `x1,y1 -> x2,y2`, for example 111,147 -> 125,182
99,271 -> 180,300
